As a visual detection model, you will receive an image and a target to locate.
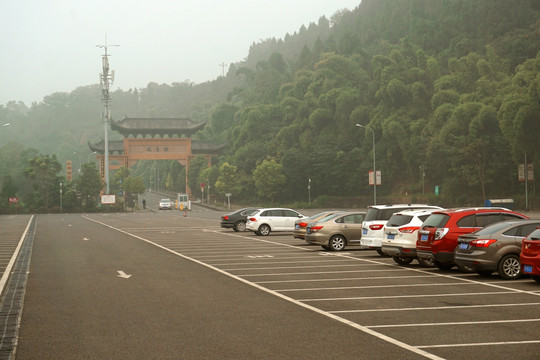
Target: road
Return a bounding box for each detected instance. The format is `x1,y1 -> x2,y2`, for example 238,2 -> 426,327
1,207 -> 540,359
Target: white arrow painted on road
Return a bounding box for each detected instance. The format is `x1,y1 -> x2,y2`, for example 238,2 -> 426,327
83,237 -> 90,241
117,271 -> 132,279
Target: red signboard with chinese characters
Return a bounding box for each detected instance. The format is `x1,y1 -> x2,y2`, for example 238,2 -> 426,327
8,197 -> 18,204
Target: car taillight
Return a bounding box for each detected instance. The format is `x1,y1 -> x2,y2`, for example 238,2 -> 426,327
434,228 -> 449,240
298,222 -> 308,228
248,217 -> 257,222
223,216 -> 229,220
310,226 -> 323,232
470,239 -> 497,248
369,224 -> 384,231
399,226 -> 420,233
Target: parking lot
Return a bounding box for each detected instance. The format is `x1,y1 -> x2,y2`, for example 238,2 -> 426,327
1,208 -> 539,359
83,209 -> 540,359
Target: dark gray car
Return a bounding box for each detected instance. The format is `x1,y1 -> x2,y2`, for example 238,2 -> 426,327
454,219 -> 540,280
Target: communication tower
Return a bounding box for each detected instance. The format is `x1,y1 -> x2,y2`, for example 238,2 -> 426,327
96,36 -> 119,194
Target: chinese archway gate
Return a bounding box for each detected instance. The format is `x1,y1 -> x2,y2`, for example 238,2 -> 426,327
88,117 -> 224,196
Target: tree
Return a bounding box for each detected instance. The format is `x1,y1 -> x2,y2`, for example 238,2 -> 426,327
215,162 -> 239,197
123,176 -> 146,210
24,154 -> 62,209
187,156 -> 207,199
252,159 -> 286,203
77,163 -> 103,210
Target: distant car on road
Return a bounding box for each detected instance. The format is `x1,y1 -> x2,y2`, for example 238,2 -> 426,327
454,219 -> 540,279
220,208 -> 259,232
246,208 -> 305,236
159,198 -> 172,210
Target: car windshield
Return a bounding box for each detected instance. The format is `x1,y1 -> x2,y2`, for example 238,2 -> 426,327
422,213 -> 450,228
387,215 -> 413,227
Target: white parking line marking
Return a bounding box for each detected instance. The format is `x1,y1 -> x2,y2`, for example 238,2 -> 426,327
417,340 -> 540,349
300,291 -> 517,302
223,263 -> 389,271
277,281 -> 483,292
330,302 -> 540,314
83,215 -> 445,360
256,274 -> 438,284
368,318 -> 540,328
241,268 -> 407,277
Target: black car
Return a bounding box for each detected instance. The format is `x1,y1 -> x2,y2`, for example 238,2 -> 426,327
220,208 -> 259,232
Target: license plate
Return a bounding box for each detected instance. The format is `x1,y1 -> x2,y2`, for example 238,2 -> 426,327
421,234 -> 428,241
295,224 -> 299,229
306,227 -> 311,232
387,234 -> 395,240
363,229 -> 367,235
459,243 -> 468,250
523,265 -> 533,274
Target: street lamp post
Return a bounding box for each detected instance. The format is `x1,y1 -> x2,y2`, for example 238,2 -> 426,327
356,124 -> 376,205
308,178 -> 311,204
60,182 -> 63,213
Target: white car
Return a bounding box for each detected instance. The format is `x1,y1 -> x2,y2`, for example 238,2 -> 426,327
159,198 -> 172,210
246,208 -> 305,236
381,209 -> 442,266
361,204 -> 443,255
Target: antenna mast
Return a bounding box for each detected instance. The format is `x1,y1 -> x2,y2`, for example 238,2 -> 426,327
96,36 -> 119,194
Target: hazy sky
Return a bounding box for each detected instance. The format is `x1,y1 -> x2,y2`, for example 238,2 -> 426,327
1,0 -> 361,106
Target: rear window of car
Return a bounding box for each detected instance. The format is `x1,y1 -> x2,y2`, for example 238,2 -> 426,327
423,213 -> 450,228
365,208 -> 404,221
319,213 -> 344,222
387,214 -> 413,227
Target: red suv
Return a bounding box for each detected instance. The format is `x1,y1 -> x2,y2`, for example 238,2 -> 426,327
416,208 -> 528,270
521,227 -> 540,283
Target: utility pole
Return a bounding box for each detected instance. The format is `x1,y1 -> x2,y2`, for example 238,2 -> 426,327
219,62 -> 227,77
97,36 -> 119,194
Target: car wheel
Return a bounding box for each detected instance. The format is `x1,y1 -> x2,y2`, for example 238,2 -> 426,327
258,224 -> 271,236
476,270 -> 493,277
498,254 -> 521,280
434,261 -> 454,270
392,256 -> 414,266
532,275 -> 540,284
234,221 -> 247,232
329,235 -> 346,251
417,257 -> 434,267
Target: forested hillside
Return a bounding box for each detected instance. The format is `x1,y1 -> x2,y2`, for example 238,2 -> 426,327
1,0 -> 539,212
